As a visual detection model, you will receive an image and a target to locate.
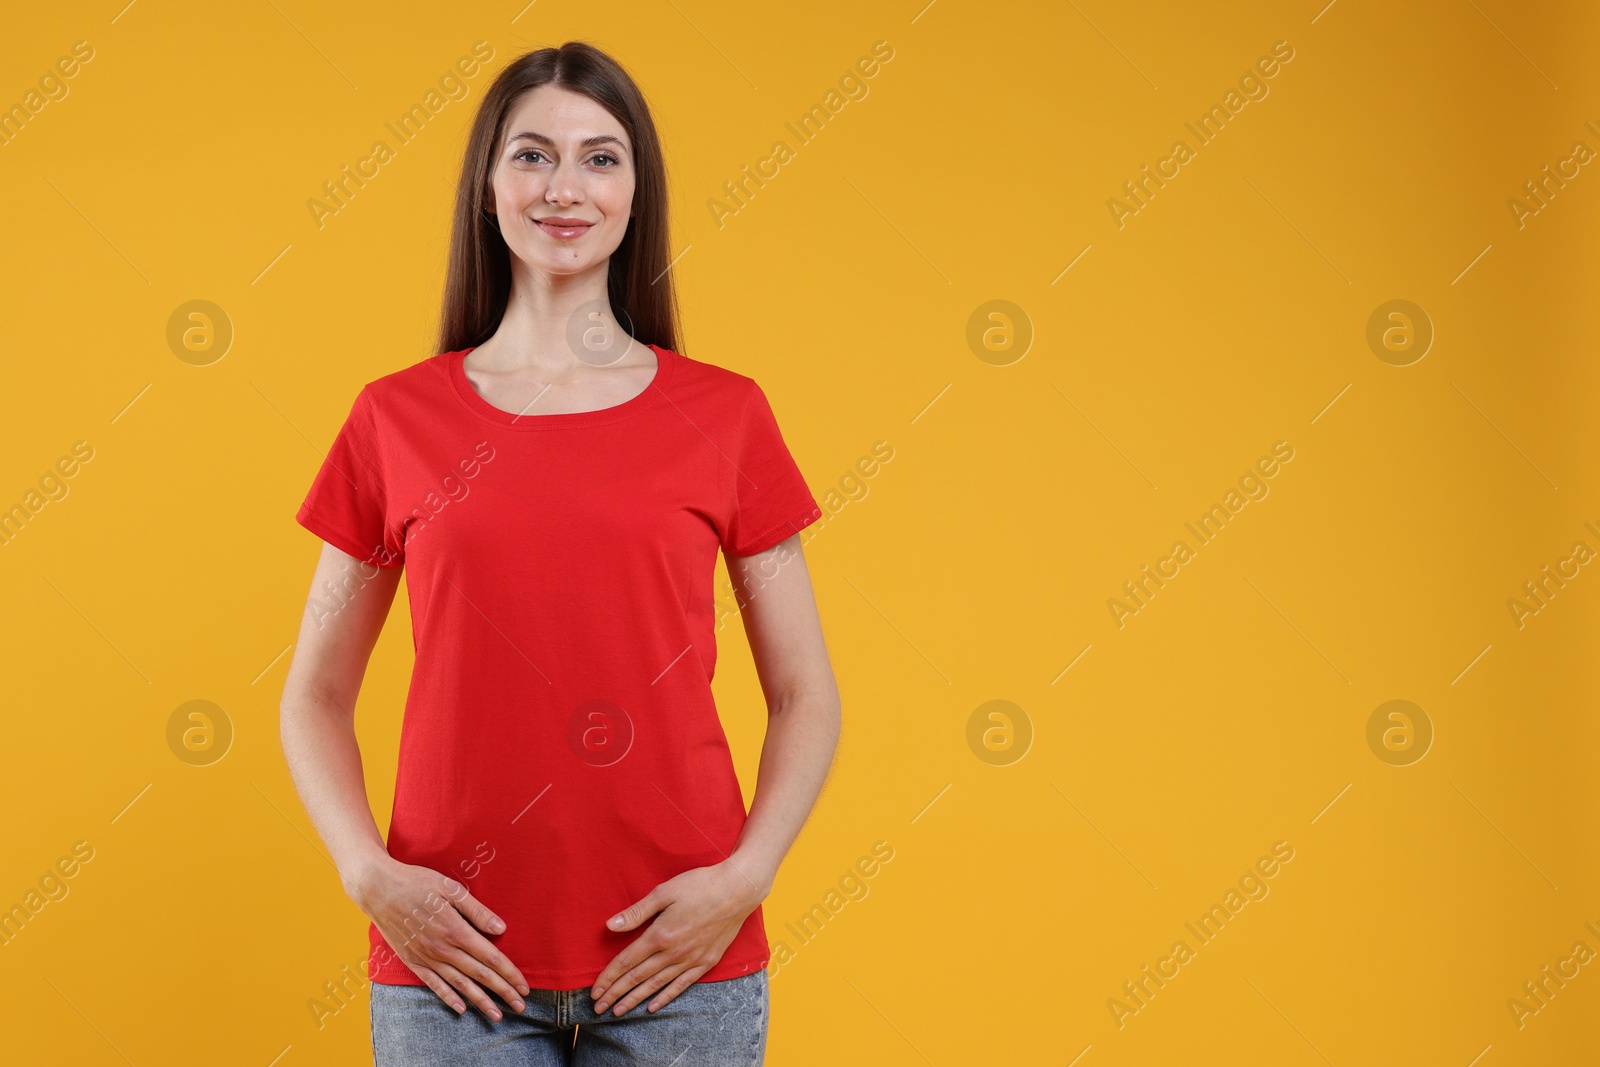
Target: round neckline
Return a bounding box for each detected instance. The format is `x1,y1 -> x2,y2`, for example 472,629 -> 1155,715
448,342 -> 674,430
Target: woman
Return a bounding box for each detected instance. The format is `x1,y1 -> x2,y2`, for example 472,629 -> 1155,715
279,40 -> 841,1066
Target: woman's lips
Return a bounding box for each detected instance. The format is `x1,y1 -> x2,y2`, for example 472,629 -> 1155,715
535,219 -> 593,239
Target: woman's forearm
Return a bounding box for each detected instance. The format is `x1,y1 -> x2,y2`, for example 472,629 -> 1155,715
280,684 -> 392,895
727,686 -> 841,898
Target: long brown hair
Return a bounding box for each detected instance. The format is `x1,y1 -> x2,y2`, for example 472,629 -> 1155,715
435,42 -> 680,356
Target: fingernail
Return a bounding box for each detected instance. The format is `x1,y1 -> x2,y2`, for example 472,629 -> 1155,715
491,918 -> 505,933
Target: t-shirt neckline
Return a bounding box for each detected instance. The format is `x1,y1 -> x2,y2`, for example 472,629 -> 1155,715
448,342 -> 674,430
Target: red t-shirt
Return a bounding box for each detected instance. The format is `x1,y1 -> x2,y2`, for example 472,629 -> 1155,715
294,342 -> 822,988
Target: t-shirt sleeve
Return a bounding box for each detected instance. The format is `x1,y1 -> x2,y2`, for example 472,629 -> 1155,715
295,384 -> 405,569
719,380 -> 823,557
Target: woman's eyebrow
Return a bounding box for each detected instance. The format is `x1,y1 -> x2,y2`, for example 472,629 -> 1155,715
507,131 -> 626,150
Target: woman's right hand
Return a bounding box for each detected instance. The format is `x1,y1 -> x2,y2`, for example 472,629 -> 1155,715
346,856 -> 531,1020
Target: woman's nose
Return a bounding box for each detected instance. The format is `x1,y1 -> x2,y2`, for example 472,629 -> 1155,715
545,163 -> 583,203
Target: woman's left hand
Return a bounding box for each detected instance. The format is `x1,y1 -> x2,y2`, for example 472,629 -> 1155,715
590,859 -> 766,1016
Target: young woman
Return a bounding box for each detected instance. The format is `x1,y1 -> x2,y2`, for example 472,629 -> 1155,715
279,41 -> 841,1066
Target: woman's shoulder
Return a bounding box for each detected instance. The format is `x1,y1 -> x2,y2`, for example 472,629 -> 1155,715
354,349 -> 458,406
662,344 -> 767,407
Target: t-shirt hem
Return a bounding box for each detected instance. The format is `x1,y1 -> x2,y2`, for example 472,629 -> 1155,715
726,504 -> 823,558
296,503 -> 402,568
366,950 -> 771,989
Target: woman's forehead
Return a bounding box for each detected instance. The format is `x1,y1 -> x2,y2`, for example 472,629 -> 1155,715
504,86 -> 629,146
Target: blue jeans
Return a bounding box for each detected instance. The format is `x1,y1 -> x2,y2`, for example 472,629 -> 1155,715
370,970 -> 768,1066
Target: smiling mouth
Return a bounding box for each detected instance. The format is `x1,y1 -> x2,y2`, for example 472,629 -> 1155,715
535,219 -> 593,239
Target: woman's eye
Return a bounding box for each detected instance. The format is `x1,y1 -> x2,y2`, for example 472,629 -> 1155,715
514,150 -> 619,167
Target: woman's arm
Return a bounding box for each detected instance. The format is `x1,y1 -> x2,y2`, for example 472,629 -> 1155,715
723,533 -> 842,898
280,544 -> 398,887
591,532 -> 841,1015
279,541 -> 530,1020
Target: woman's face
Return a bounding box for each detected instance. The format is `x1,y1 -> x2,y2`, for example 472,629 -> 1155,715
487,84 -> 635,277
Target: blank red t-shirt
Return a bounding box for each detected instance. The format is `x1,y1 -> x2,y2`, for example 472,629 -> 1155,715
294,342 -> 822,988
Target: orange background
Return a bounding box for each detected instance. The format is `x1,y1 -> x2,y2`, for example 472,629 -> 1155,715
0,1 -> 1596,1063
